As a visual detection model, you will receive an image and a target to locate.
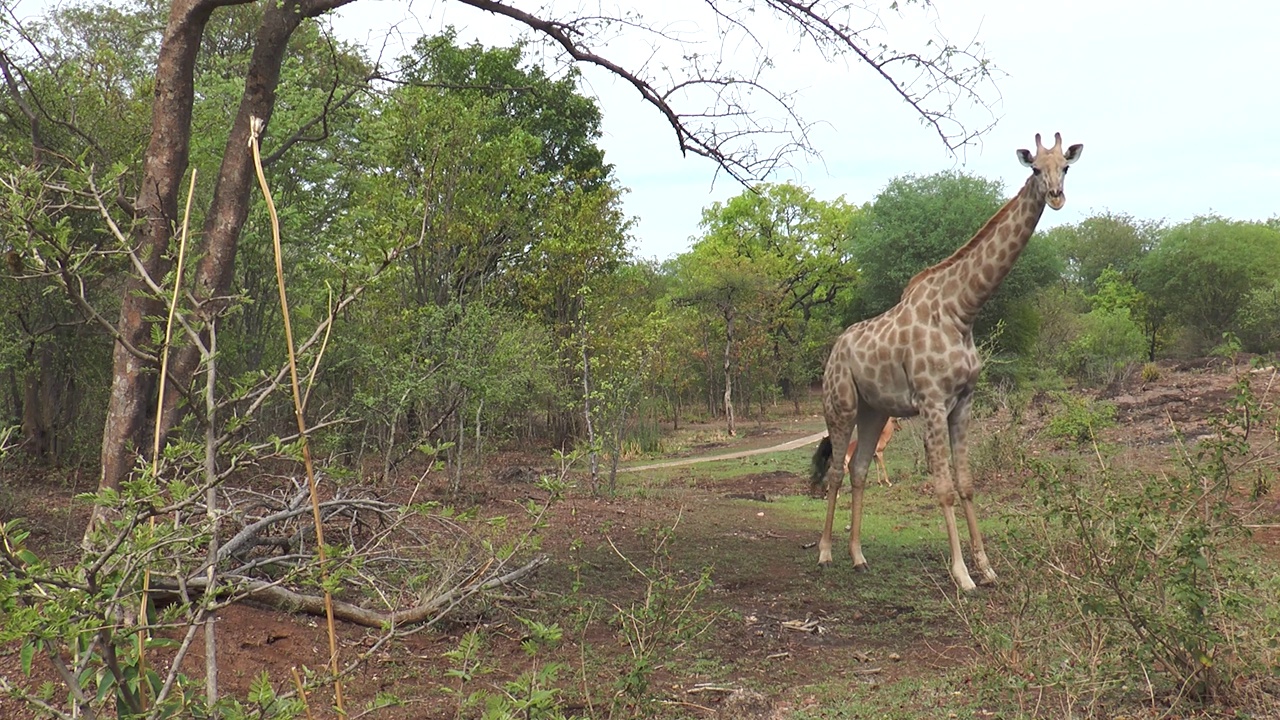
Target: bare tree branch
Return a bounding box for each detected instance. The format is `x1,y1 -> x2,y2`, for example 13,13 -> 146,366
155,555 -> 548,629
0,48 -> 45,164
455,0 -> 999,183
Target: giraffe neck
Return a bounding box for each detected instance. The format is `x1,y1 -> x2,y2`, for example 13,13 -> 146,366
913,176 -> 1047,330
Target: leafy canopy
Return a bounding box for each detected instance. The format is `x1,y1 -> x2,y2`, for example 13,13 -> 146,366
1140,216 -> 1280,348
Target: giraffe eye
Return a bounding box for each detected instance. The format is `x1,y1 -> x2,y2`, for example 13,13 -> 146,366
1063,166 -> 1069,173
1032,167 -> 1042,175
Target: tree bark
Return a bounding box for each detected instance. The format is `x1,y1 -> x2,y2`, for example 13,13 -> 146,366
98,0 -> 224,501
21,362 -> 48,459
96,0 -> 356,509
582,340 -> 599,490
722,308 -> 736,437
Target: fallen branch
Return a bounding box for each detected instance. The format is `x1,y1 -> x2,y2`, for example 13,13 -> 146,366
215,493 -> 398,565
154,555 -> 548,629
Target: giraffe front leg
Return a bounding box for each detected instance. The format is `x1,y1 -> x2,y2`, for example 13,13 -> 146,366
924,404 -> 977,592
950,396 -> 996,585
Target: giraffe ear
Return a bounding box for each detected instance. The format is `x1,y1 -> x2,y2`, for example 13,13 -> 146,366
1065,143 -> 1084,164
1016,148 -> 1034,167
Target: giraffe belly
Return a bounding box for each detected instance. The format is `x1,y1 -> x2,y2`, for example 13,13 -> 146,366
854,365 -> 919,417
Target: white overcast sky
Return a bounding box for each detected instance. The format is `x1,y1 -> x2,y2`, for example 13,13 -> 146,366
333,0 -> 1274,261
14,0 -> 1279,260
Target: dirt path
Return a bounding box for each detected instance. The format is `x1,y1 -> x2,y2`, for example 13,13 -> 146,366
618,431 -> 827,472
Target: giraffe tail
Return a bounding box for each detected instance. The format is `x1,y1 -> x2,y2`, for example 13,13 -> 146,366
810,436 -> 833,489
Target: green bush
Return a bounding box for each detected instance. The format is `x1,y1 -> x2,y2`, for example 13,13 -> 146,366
968,368 -> 1280,713
1057,307 -> 1146,386
1043,393 -> 1116,444
1234,279 -> 1280,353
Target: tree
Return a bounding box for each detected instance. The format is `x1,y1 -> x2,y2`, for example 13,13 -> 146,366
694,183 -> 857,411
402,30 -> 609,184
1055,269 -> 1149,385
1040,213 -> 1166,360
1043,211 -> 1162,290
291,32 -> 628,476
1140,216 -> 1280,352
577,262 -> 668,494
1235,279 -> 1280,353
669,238 -> 774,436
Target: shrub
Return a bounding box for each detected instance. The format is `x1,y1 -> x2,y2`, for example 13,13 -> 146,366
1140,361 -> 1161,384
1057,307 -> 1146,386
966,365 -> 1280,713
1043,393 -> 1116,444
1234,279 -> 1280,353
969,422 -> 1028,483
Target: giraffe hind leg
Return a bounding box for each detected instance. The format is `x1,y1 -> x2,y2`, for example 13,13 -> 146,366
817,427 -> 851,566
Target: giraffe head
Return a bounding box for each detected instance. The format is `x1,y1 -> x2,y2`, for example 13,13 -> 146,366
1016,132 -> 1083,210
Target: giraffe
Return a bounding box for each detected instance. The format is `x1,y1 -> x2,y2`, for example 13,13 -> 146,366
811,132 -> 1083,591
841,417 -> 899,487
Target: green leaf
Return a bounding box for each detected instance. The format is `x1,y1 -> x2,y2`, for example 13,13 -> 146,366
20,641 -> 35,675
248,671 -> 276,704
95,670 -> 115,705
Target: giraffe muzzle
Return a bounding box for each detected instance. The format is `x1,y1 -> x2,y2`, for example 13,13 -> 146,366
1047,191 -> 1065,210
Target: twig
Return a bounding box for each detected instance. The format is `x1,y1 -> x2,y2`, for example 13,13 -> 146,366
251,111 -> 345,714
291,667 -> 315,720
685,684 -> 737,694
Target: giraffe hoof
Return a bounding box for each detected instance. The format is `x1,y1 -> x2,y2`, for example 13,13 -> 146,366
852,562 -> 870,573
978,571 -> 998,587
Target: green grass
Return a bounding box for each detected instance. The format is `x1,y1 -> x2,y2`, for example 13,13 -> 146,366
791,666 -> 1031,719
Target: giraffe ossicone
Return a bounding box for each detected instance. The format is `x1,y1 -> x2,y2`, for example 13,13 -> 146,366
811,133 -> 1083,591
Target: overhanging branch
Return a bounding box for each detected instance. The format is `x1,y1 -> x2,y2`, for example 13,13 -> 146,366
454,0 -> 999,184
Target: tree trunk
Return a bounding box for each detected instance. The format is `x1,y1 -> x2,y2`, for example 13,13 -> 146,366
5,369 -> 20,428
474,399 -> 483,461
582,340 -> 599,491
19,342 -> 62,462
722,309 -> 736,437
98,0 -> 214,507
21,363 -> 48,459
96,0 -> 356,514
606,401 -> 627,496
